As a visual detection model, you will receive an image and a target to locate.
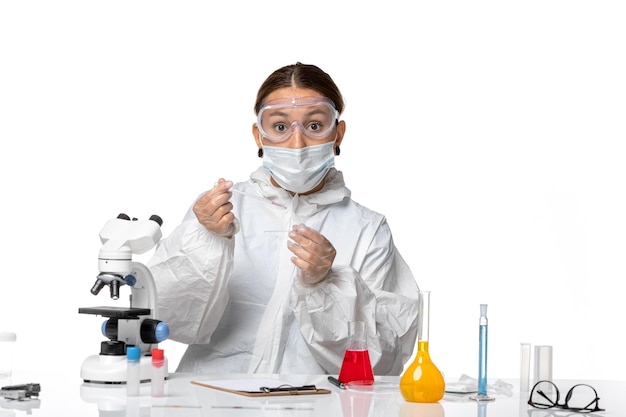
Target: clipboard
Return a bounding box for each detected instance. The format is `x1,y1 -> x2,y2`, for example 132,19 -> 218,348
191,378 -> 331,397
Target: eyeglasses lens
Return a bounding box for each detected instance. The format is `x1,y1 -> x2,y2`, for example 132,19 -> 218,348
530,381 -> 558,408
564,384 -> 601,412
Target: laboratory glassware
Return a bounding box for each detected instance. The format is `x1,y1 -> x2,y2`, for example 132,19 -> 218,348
470,304 -> 494,401
534,345 -> 553,386
400,291 -> 445,403
338,321 -> 374,385
520,342 -> 531,392
0,332 -> 16,378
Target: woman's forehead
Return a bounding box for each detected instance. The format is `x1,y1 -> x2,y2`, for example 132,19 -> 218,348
264,87 -> 325,102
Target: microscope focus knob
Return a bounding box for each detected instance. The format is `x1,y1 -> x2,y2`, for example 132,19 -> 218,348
100,340 -> 126,356
140,319 -> 170,344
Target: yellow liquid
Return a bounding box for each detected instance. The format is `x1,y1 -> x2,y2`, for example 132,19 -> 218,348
400,340 -> 445,403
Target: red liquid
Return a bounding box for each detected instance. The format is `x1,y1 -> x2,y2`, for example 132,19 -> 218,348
338,349 -> 374,384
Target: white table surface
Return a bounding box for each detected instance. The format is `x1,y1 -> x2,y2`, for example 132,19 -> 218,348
1,371 -> 623,416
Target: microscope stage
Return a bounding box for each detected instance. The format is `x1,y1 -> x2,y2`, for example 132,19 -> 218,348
78,306 -> 151,319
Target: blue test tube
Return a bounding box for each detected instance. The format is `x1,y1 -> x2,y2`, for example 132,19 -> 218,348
477,304 -> 488,396
470,304 -> 494,401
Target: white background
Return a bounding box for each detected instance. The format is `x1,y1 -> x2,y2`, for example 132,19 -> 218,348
1,1 -> 624,383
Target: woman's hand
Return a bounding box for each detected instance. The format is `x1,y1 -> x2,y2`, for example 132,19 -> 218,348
287,224 -> 336,285
192,178 -> 236,238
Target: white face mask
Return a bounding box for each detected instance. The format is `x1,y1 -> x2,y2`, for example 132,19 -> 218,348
262,142 -> 335,194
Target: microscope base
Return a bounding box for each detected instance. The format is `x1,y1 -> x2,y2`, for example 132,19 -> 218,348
81,354 -> 169,384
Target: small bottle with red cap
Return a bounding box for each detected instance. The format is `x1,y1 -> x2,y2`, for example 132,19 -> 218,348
151,348 -> 166,397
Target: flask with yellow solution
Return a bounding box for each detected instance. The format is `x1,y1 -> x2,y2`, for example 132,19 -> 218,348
400,291 -> 445,403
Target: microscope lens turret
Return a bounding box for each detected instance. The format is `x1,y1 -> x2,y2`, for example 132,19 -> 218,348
90,272 -> 126,299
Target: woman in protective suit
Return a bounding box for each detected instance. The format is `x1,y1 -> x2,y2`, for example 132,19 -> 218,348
148,62 -> 419,375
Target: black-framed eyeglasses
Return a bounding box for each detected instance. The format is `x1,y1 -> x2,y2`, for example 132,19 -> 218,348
528,380 -> 605,413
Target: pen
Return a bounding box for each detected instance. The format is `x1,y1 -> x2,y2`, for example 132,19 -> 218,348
328,376 -> 345,389
259,384 -> 317,393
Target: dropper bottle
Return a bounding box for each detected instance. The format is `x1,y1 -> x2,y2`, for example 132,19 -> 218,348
151,348 -> 166,397
126,346 -> 141,397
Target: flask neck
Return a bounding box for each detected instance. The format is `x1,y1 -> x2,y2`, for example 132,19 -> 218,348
417,340 -> 431,353
346,321 -> 368,350
417,291 -> 431,342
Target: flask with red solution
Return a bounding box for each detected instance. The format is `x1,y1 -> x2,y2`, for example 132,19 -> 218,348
338,321 -> 374,385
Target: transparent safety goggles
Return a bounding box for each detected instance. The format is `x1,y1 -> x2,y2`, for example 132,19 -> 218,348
257,97 -> 339,143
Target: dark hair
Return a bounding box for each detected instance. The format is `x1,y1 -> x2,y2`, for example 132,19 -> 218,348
254,62 -> 345,115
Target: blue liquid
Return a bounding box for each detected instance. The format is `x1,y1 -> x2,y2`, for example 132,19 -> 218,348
478,323 -> 488,395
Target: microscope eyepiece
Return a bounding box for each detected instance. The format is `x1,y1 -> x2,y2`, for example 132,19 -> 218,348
149,215 -> 163,226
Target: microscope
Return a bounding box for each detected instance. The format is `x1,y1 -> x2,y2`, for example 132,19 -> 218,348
79,213 -> 170,384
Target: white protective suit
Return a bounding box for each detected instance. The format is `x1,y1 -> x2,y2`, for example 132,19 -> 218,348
148,167 -> 419,375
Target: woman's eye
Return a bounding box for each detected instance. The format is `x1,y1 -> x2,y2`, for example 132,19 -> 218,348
308,122 -> 323,131
274,123 -> 288,132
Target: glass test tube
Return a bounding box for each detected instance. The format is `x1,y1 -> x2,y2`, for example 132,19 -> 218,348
520,343 -> 531,392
